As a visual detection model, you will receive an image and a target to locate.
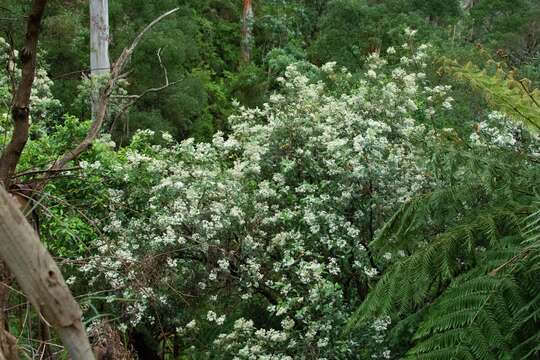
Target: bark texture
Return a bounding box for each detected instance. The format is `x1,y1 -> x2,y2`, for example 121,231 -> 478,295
89,0 -> 110,121
0,2 -> 48,358
241,0 -> 253,63
0,0 -> 48,187
0,187 -> 94,360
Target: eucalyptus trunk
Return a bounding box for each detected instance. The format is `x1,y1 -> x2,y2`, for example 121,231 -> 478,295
90,0 -> 110,121
241,0 -> 254,63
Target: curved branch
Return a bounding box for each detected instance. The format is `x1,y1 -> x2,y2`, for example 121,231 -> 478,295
47,7 -> 180,175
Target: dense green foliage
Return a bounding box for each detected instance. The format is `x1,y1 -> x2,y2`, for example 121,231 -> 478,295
0,0 -> 539,359
2,0 -> 539,141
348,125 -> 540,358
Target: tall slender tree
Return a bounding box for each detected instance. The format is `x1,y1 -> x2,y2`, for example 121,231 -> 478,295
241,0 -> 253,63
89,0 -> 110,121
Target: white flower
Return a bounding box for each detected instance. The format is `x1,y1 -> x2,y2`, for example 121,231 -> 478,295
404,27 -> 417,37
281,317 -> 295,330
218,258 -> 230,271
162,132 -> 173,142
207,311 -> 217,322
186,320 -> 197,329
216,315 -> 226,325
321,61 -> 337,72
364,266 -> 379,278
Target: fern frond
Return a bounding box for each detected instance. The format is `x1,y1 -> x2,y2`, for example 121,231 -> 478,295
445,60 -> 540,132
350,205 -> 525,326
406,274 -> 520,360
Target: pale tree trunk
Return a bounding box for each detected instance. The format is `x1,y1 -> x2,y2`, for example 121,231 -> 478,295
9,190 -> 55,359
459,0 -> 478,41
461,0 -> 477,12
0,187 -> 94,360
241,0 -> 253,63
89,0 -> 110,121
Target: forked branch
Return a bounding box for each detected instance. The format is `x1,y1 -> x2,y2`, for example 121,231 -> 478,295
47,7 -> 179,175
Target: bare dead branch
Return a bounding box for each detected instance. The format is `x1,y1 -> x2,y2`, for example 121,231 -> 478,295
157,47 -> 169,84
47,7 -> 179,175
0,187 -> 94,360
11,167 -> 81,180
109,47 -> 182,133
121,8 -> 180,61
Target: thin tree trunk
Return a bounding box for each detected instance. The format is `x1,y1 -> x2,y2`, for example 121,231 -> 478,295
0,0 -> 48,187
90,0 -> 110,121
10,192 -> 56,359
38,320 -> 54,360
0,2 -> 48,358
241,0 -> 253,63
0,263 -> 17,360
0,187 -> 94,360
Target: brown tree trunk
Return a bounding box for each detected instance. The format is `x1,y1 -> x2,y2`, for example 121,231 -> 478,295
0,2 -> 48,358
0,0 -> 48,187
38,320 -> 54,360
241,0 -> 253,63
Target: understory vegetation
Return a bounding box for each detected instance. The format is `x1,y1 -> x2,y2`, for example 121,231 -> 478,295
0,0 -> 539,359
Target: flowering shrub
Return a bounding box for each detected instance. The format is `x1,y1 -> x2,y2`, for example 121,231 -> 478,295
0,37 -> 61,130
2,24 -> 538,357
68,37 -> 465,359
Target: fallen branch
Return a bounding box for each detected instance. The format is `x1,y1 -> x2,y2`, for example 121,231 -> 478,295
0,187 -> 94,360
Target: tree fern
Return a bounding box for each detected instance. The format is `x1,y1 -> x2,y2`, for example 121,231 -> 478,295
407,271 -> 523,359
444,59 -> 540,132
509,206 -> 540,359
346,152 -> 539,358
407,205 -> 540,360
342,51 -> 540,359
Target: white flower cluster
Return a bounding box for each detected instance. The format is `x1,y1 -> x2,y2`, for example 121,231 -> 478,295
0,37 -> 61,126
469,111 -> 539,153
70,35 -> 529,358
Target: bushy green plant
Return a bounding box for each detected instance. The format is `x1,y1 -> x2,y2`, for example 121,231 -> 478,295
347,61 -> 540,359
55,38 -> 491,359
